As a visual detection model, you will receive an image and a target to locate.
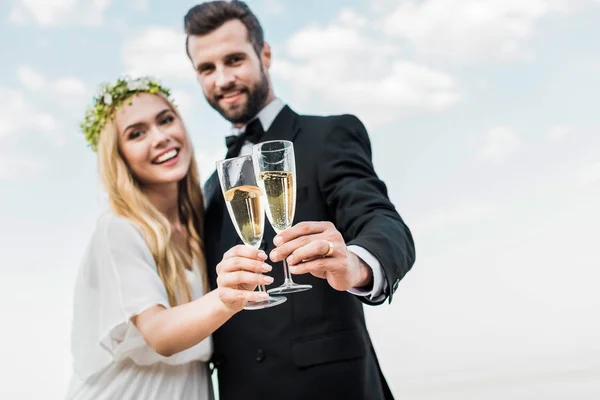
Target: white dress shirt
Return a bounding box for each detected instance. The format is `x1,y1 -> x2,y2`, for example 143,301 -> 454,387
231,98 -> 386,301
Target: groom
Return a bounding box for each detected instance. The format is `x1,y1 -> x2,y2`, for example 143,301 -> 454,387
184,1 -> 415,399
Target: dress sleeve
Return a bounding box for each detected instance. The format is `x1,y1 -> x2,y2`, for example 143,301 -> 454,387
70,214 -> 212,380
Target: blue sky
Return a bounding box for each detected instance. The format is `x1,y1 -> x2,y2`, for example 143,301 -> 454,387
2,0 -> 600,399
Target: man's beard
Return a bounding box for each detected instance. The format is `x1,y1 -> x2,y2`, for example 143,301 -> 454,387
208,70 -> 270,124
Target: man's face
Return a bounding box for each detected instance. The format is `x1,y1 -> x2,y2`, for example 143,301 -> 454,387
187,19 -> 271,124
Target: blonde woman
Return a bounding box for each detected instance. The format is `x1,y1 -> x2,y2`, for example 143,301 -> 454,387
66,77 -> 272,399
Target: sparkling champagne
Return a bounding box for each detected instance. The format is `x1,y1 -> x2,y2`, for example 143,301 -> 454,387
258,171 -> 295,233
224,185 -> 264,247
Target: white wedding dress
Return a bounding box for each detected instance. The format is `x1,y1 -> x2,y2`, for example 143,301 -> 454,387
65,213 -> 213,400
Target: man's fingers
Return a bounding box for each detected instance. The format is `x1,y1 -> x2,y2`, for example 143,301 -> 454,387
289,257 -> 334,277
273,221 -> 334,246
269,233 -> 321,262
217,271 -> 274,288
285,239 -> 334,266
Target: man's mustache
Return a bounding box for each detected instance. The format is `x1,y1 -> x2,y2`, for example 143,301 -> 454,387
215,85 -> 248,100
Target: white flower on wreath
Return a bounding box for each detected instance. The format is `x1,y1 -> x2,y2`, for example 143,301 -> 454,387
127,81 -> 139,91
103,93 -> 113,105
127,79 -> 149,92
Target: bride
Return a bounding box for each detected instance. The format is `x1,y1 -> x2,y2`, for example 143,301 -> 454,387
66,76 -> 273,399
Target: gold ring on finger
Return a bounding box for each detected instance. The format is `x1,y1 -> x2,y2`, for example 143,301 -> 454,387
324,240 -> 334,257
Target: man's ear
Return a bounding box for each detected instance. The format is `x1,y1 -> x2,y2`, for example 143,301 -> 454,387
261,42 -> 272,69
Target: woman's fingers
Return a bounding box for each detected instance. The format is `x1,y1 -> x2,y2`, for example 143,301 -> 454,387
223,245 -> 267,262
217,245 -> 271,276
218,287 -> 269,306
217,270 -> 274,289
217,257 -> 272,275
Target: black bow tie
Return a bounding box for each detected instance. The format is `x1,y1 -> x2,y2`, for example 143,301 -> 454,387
225,118 -> 265,159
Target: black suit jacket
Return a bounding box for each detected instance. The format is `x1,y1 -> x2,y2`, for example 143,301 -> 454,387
203,106 -> 415,400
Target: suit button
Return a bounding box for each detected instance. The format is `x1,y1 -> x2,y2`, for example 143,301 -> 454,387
255,349 -> 265,362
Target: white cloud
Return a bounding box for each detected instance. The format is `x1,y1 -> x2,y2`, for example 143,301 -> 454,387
576,162 -> 600,186
34,113 -> 58,132
370,0 -> 403,13
34,112 -> 66,147
81,0 -> 112,27
129,0 -> 149,12
547,124 -> 573,141
0,154 -> 45,181
413,203 -> 497,235
272,18 -> 460,128
338,9 -> 368,28
283,24 -> 395,60
195,149 -> 222,186
122,27 -> 193,82
16,66 -> 46,91
170,89 -> 194,118
0,85 -> 57,178
10,0 -> 77,26
11,66 -> 83,146
53,77 -> 87,96
0,86 -> 61,146
16,66 -> 88,104
382,0 -> 576,63
0,88 -> 27,140
9,0 -> 111,27
478,126 -> 522,163
8,7 -> 27,23
261,0 -> 285,16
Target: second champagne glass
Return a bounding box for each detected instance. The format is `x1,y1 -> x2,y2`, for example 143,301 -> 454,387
216,155 -> 287,310
253,140 -> 312,295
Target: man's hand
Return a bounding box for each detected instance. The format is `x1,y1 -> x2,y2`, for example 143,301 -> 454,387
269,221 -> 373,292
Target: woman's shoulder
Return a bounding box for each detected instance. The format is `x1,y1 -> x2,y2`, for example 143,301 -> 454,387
96,211 -> 136,229
79,211 -> 154,273
88,211 -> 146,253
95,211 -> 142,238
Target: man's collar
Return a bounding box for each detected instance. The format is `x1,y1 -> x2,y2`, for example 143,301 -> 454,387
229,97 -> 285,135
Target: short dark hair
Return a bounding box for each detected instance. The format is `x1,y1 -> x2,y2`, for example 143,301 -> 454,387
184,1 -> 265,59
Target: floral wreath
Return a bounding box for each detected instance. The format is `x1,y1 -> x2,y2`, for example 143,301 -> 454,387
80,76 -> 172,152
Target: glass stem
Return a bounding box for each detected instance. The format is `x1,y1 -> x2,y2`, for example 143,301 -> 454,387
283,258 -> 293,284
253,244 -> 267,294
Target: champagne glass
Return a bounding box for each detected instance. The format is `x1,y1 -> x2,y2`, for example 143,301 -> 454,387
253,140 -> 312,294
216,155 -> 287,310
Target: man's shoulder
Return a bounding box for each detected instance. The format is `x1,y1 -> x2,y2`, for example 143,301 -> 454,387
293,111 -> 366,133
295,111 -> 361,124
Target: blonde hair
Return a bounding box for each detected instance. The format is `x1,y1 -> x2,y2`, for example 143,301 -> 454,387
97,94 -> 208,306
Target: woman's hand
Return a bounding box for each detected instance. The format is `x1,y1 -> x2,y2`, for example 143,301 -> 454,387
216,245 -> 274,312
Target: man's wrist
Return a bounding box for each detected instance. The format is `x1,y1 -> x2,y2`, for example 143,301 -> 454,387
353,253 -> 374,289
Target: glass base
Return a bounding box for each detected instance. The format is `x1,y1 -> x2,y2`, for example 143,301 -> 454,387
268,281 -> 312,295
243,295 -> 287,310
